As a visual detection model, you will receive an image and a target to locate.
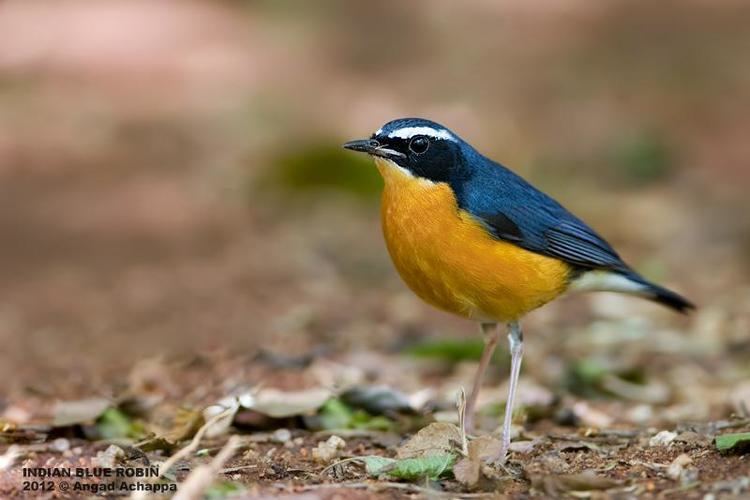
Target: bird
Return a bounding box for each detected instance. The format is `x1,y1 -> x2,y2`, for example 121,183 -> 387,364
343,117 -> 693,464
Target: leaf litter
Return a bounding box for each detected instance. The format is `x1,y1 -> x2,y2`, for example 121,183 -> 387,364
715,432 -> 750,453
4,344 -> 750,498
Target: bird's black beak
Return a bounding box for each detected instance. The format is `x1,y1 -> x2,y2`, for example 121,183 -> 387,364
342,139 -> 405,160
342,139 -> 379,154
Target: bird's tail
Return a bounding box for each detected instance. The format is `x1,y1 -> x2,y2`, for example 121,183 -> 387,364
570,269 -> 695,314
627,273 -> 695,314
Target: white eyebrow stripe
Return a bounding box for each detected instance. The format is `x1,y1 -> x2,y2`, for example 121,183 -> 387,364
386,126 -> 456,142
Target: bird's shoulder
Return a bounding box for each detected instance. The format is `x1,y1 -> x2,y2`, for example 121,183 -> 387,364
453,155 -> 628,272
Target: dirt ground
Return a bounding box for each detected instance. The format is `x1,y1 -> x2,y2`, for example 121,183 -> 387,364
2,334 -> 749,498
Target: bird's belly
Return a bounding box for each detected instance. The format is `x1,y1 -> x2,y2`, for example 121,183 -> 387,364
376,158 -> 571,322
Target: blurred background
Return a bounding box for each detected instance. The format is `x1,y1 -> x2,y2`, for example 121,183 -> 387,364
0,0 -> 748,421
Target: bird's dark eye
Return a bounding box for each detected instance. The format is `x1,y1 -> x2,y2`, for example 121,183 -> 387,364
409,136 -> 429,155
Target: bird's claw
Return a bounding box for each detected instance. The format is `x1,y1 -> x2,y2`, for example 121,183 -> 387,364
488,445 -> 509,468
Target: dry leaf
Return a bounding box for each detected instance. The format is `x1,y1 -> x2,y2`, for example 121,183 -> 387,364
396,422 -> 462,459
240,387 -> 332,418
508,440 -> 537,454
52,398 -> 110,427
454,436 -> 503,487
453,456 -> 481,487
166,408 -> 205,443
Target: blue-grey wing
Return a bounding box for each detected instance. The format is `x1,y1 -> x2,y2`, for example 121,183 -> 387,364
541,220 -> 628,271
459,159 -> 630,272
454,155 -> 694,312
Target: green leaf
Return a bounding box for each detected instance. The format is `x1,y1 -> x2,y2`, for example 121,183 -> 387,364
565,358 -> 617,399
96,408 -> 145,440
360,456 -> 396,476
357,453 -> 457,481
405,339 -> 503,363
317,399 -> 355,430
715,432 -> 750,452
350,411 -> 394,432
316,398 -> 395,431
383,454 -> 456,481
203,480 -> 246,499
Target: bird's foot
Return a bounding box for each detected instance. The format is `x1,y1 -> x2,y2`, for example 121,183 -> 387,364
486,432 -> 511,467
489,444 -> 509,467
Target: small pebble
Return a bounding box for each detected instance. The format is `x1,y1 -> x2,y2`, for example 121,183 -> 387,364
667,453 -> 692,480
273,428 -> 292,443
572,402 -> 614,428
52,438 -> 70,452
312,435 -> 346,463
94,444 -> 124,468
649,430 -> 677,447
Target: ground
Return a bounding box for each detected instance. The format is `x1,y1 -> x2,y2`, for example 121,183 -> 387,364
2,341 -> 749,498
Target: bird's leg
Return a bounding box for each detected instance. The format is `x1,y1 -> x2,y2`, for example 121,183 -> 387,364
464,322 -> 500,434
493,321 -> 523,465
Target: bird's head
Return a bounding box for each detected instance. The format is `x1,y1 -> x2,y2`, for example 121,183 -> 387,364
343,118 -> 471,184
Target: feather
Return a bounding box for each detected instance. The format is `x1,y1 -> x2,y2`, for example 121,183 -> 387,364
453,148 -> 693,312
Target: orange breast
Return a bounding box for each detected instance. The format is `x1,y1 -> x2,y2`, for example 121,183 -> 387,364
375,158 -> 571,322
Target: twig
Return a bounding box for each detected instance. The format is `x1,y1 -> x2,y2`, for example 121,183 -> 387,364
220,464 -> 257,474
457,387 -> 469,456
173,435 -> 241,500
130,406 -> 238,500
158,406 -> 236,480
